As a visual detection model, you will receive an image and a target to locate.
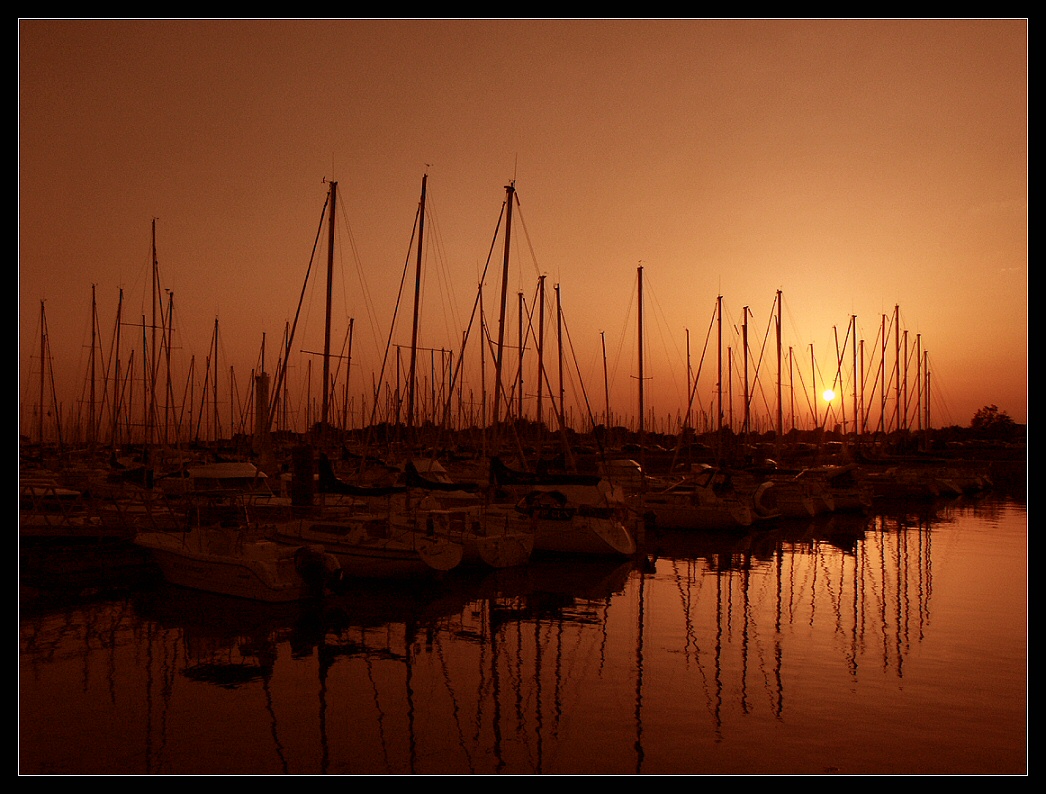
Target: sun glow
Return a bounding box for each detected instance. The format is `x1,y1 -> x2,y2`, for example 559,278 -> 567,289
822,389 -> 836,403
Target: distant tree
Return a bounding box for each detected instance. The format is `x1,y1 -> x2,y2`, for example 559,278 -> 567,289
970,405 -> 1017,438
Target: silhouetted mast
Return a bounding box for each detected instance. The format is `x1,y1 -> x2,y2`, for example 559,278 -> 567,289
407,173 -> 427,433
742,305 -> 750,436
637,265 -> 645,456
537,275 -> 546,427
776,290 -> 782,447
89,284 -> 97,446
851,315 -> 858,442
321,180 -> 337,432
716,295 -> 723,432
492,180 -> 515,432
38,301 -> 45,444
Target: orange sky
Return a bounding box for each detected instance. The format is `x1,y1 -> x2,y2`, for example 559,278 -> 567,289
19,19 -> 1028,441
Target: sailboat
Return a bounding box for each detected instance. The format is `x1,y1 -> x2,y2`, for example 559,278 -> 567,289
620,266 -> 756,533
491,457 -> 636,557
396,460 -> 535,568
134,500 -> 343,603
262,178 -> 465,580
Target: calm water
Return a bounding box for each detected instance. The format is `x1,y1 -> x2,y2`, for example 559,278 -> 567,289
19,495 -> 1027,775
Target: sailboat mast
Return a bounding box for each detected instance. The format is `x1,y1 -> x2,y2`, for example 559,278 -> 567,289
776,290 -> 782,446
148,220 -> 159,449
601,330 -> 609,428
492,180 -> 515,430
344,318 -> 354,431
321,180 -> 337,433
915,333 -> 923,433
851,315 -> 858,442
164,291 -> 174,445
556,283 -> 564,427
38,300 -> 45,445
213,316 -> 220,442
112,288 -> 123,449
880,313 -> 887,434
810,343 -> 817,430
637,265 -> 645,449
517,290 -> 524,421
716,295 -> 723,433
537,275 -> 546,427
685,327 -> 692,431
89,284 -> 97,445
407,174 -> 427,434
894,305 -> 901,432
742,306 -> 750,436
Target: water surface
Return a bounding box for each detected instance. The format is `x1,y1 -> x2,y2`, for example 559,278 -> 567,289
19,495 -> 1027,775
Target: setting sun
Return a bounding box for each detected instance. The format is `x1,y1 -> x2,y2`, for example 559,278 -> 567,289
822,389 -> 836,403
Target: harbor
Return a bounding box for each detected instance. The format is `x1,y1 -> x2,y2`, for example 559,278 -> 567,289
19,19 -> 1027,776
20,487 -> 1027,774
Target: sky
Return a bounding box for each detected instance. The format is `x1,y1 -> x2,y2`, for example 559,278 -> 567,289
18,19 -> 1028,443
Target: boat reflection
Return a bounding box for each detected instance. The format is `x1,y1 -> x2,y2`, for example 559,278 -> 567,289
20,496 -> 982,774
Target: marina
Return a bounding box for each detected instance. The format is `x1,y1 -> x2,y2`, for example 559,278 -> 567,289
19,19 -> 1027,777
20,487 -> 1027,775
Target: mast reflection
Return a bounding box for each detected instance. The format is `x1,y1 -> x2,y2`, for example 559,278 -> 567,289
19,497 -> 971,774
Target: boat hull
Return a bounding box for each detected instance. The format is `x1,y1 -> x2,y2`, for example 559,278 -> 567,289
135,531 -> 333,602
272,517 -> 464,579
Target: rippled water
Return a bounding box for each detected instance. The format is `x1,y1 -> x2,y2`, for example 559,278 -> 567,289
19,495 -> 1027,775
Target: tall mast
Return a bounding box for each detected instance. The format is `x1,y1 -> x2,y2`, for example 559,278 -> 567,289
894,305 -> 901,432
38,301 -> 45,445
775,290 -> 782,446
517,290 -> 525,421
860,338 -> 866,435
112,289 -> 123,449
164,291 -> 174,445
407,173 -> 426,434
915,333 -> 923,433
833,324 -> 844,433
637,265 -> 645,466
213,316 -> 220,442
716,295 -> 723,433
537,275 -> 546,427
686,327 -> 692,431
742,305 -> 750,436
902,328 -> 909,432
851,315 -> 858,442
321,180 -> 337,433
344,318 -> 354,431
556,283 -> 564,428
601,331 -> 610,428
879,313 -> 886,434
492,180 -> 515,431
924,350 -> 931,432
148,220 -> 159,448
810,344 -> 817,430
89,284 -> 97,446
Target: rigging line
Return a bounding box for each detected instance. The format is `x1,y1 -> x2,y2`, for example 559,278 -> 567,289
685,300 -> 719,416
364,205 -> 420,429
642,277 -> 687,404
830,321 -> 854,393
425,194 -> 466,339
440,202 -> 508,427
859,321 -> 884,424
338,194 -> 384,364
609,282 -> 636,404
266,188 -> 331,430
738,297 -> 779,426
790,353 -> 816,425
559,306 -> 600,436
512,198 -> 547,284
500,279 -> 546,410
